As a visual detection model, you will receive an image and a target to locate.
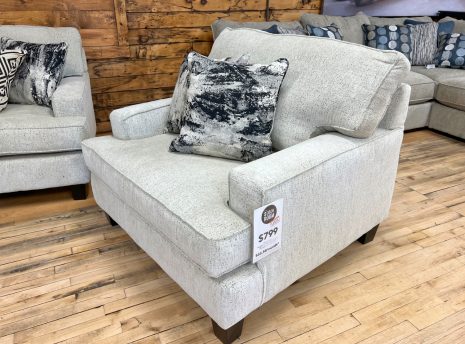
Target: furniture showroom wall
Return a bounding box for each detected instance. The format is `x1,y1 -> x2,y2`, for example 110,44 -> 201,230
0,0 -> 321,133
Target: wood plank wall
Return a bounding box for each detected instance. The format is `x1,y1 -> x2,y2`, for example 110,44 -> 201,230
0,0 -> 321,133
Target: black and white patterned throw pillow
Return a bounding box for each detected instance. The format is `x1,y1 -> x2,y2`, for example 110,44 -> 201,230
408,22 -> 439,66
169,52 -> 289,162
167,53 -> 250,133
362,25 -> 412,61
264,25 -> 307,35
0,38 -> 68,107
434,33 -> 465,69
306,24 -> 343,40
0,49 -> 25,112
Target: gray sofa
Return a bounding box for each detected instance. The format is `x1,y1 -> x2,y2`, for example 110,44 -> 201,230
213,13 -> 465,140
0,26 -> 96,199
82,28 -> 411,343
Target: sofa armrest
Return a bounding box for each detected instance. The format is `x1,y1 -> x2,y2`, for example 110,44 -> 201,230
51,74 -> 96,137
110,98 -> 172,140
229,128 -> 404,302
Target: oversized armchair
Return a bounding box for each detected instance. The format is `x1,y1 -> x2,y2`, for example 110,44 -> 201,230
82,29 -> 410,343
0,25 -> 96,199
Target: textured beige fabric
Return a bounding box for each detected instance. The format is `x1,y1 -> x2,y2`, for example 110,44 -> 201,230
405,102 -> 432,130
211,19 -> 303,40
429,102 -> 465,139
300,12 -> 370,44
435,78 -> 465,112
379,84 -> 411,130
368,16 -> 433,26
404,72 -> 436,105
0,104 -> 88,156
82,134 -> 251,278
411,66 -> 464,83
0,25 -> 85,77
209,29 -> 410,149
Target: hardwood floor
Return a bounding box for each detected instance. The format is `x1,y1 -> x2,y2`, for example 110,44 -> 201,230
0,129 -> 464,344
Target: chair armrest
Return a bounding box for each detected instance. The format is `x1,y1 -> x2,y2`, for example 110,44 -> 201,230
229,128 -> 404,302
110,98 -> 172,140
51,74 -> 96,137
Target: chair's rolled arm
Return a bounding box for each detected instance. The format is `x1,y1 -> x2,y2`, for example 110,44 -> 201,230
110,98 -> 172,140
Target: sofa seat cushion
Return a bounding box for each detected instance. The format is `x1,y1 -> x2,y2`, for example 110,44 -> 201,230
411,66 -> 465,111
0,104 -> 87,156
81,134 -> 252,278
404,72 -> 435,105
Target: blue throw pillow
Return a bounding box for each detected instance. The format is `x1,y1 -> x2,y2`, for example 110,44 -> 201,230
404,19 -> 455,37
434,33 -> 465,69
362,24 -> 412,61
263,25 -> 280,34
306,24 -> 343,40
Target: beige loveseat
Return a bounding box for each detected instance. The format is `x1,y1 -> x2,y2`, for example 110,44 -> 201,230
213,14 -> 465,140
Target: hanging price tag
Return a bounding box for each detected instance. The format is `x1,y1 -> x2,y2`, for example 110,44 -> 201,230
252,199 -> 283,263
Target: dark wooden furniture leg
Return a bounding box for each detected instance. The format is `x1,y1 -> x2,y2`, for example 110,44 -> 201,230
105,213 -> 118,226
212,319 -> 244,344
358,225 -> 379,244
71,184 -> 87,200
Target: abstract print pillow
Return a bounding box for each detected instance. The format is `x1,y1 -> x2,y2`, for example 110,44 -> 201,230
0,50 -> 25,112
306,24 -> 343,40
408,22 -> 439,65
0,38 -> 68,107
434,33 -> 465,69
263,25 -> 307,35
167,53 -> 250,133
169,52 -> 289,162
362,25 -> 412,61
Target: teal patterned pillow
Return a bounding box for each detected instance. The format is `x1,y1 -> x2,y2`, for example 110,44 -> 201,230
434,33 -> 465,69
362,24 -> 412,61
306,24 -> 343,40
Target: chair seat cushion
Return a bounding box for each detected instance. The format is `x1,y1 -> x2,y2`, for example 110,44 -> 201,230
0,104 -> 87,156
411,66 -> 465,111
81,134 -> 252,278
404,71 -> 435,105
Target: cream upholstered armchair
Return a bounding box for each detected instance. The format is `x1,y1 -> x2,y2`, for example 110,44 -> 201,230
0,25 -> 95,199
82,29 -> 410,343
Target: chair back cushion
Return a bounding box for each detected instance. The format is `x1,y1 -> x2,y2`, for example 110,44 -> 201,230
0,25 -> 85,77
209,28 -> 410,150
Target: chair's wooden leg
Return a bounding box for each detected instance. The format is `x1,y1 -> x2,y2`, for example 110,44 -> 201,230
105,213 -> 118,227
358,225 -> 379,244
71,184 -> 87,200
212,319 -> 244,344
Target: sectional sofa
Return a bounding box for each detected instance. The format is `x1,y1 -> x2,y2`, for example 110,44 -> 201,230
213,13 -> 465,140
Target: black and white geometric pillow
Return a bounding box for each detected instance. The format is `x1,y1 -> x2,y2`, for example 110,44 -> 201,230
408,22 -> 439,66
169,52 -> 289,162
166,53 -> 250,134
434,33 -> 465,69
306,24 -> 343,40
0,50 -> 25,112
0,38 -> 68,107
264,25 -> 307,35
362,25 -> 413,61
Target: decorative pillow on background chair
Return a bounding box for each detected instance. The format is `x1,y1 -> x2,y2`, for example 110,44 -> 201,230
306,24 -> 343,40
362,24 -> 412,61
434,33 -> 465,69
0,38 -> 67,107
263,25 -> 307,35
169,52 -> 289,162
0,49 -> 25,112
404,19 -> 455,37
166,53 -> 250,134
408,22 -> 439,65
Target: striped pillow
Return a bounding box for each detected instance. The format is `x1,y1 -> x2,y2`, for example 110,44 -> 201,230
0,50 -> 25,112
409,22 -> 439,66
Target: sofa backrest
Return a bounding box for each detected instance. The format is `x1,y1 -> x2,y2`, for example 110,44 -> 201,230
210,29 -> 410,150
211,19 -> 303,40
368,16 -> 433,26
300,12 -> 370,45
0,25 -> 86,77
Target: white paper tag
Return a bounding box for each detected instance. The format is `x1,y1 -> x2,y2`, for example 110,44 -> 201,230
426,64 -> 436,69
252,199 -> 283,263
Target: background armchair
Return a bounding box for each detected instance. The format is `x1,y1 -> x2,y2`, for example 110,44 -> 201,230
0,25 -> 96,199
